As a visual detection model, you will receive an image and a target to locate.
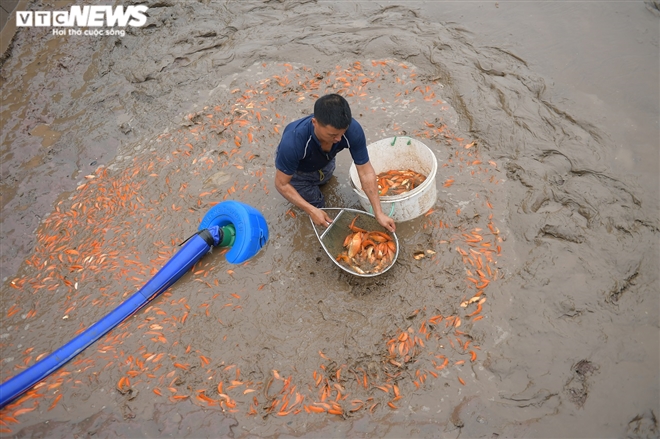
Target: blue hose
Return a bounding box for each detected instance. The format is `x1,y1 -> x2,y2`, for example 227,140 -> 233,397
0,232 -> 216,408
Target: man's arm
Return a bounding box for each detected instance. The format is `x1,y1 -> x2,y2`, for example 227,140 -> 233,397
274,169 -> 333,226
355,162 -> 396,232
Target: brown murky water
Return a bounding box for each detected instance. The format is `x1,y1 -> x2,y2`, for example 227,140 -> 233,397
1,1 -> 658,438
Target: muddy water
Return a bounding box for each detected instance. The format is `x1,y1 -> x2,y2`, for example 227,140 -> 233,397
1,1 -> 658,438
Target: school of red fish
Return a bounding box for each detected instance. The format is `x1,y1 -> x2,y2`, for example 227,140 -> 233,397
0,60 -> 504,431
335,216 -> 396,274
377,169 -> 426,196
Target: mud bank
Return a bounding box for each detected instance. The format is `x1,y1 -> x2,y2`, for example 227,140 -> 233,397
1,1 -> 658,438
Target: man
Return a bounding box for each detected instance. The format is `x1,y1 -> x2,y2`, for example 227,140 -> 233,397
274,94 -> 396,232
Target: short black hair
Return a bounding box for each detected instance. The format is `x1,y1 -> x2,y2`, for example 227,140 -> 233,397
313,94 -> 352,129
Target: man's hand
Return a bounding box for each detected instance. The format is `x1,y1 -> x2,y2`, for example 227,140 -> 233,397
355,162 -> 396,233
375,211 -> 396,233
309,207 -> 333,227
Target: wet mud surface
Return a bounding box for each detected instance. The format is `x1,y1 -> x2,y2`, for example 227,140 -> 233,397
1,1 -> 658,438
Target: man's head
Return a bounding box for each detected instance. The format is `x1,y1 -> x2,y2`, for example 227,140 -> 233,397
312,94 -> 352,145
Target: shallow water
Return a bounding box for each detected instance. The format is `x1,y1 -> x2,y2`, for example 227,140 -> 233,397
1,1 -> 658,438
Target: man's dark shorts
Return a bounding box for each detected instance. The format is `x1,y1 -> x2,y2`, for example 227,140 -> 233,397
289,159 -> 336,208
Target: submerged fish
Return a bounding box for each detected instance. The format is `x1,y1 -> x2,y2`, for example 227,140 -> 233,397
377,169 -> 426,196
336,216 -> 396,274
